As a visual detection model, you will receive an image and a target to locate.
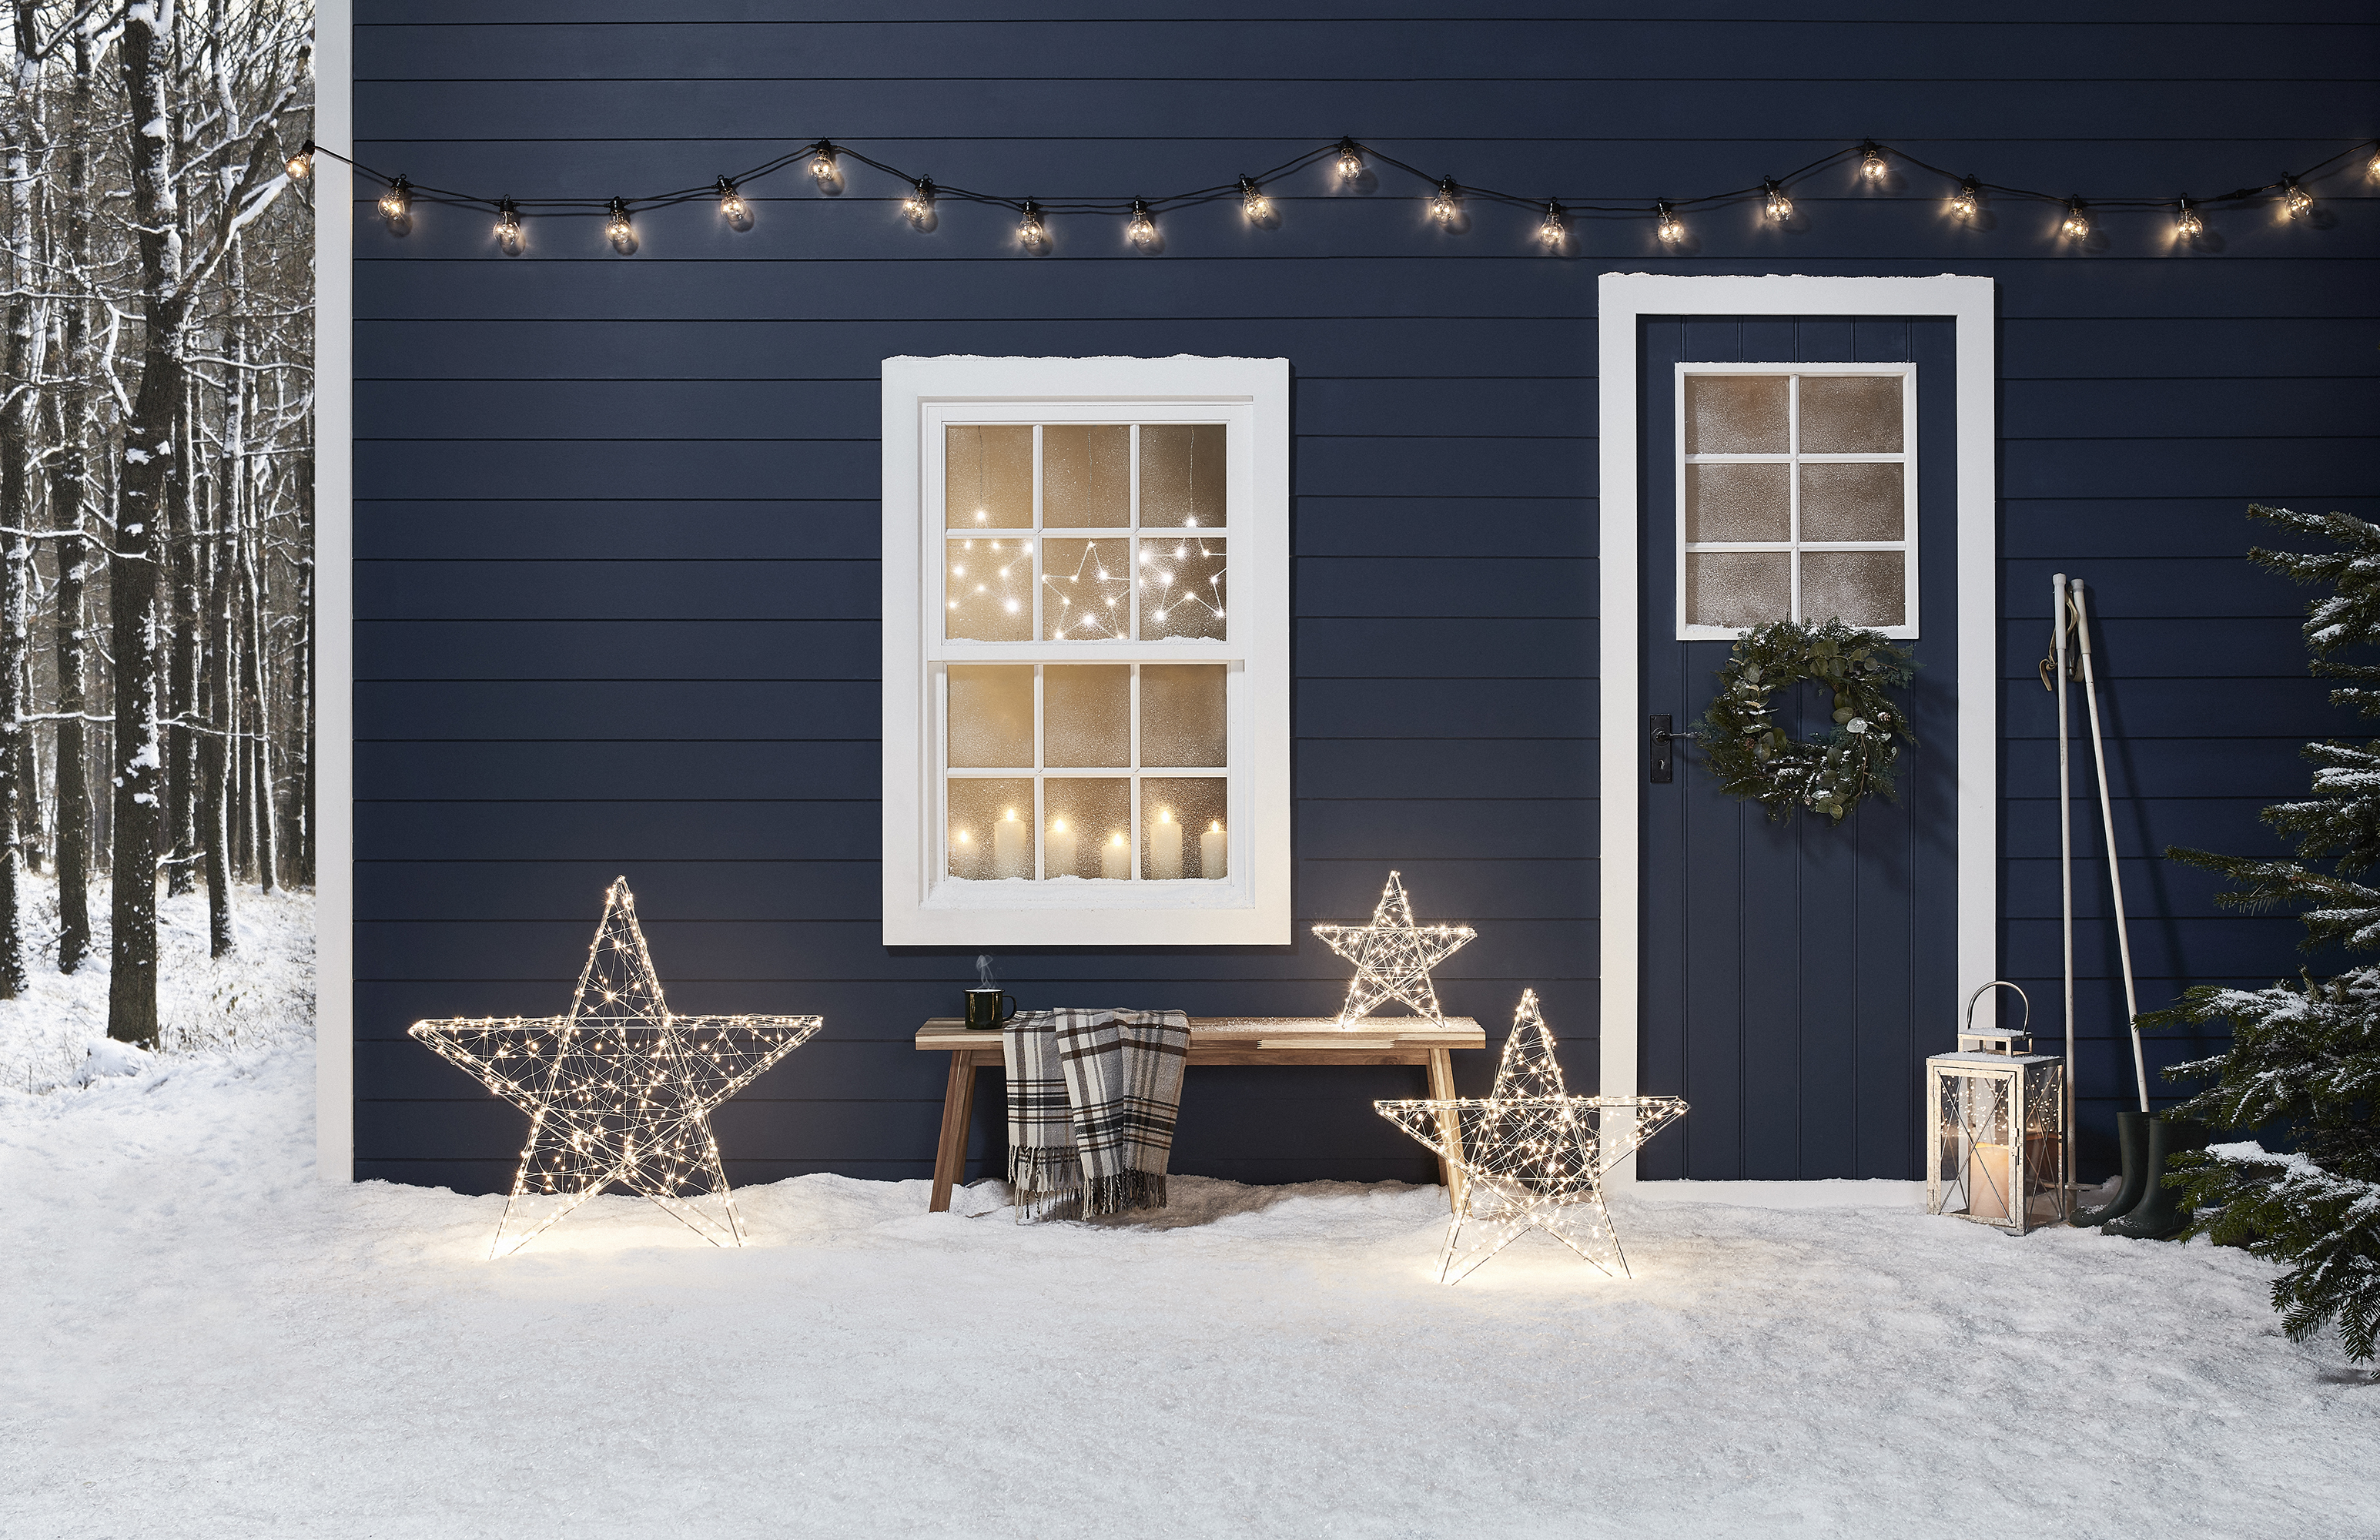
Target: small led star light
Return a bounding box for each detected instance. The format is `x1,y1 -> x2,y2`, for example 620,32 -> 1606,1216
1126,198 -> 1157,247
2282,176 -> 2313,218
1312,870 -> 1476,1028
1762,178 -> 1793,221
1950,176 -> 1980,219
1239,176 -> 1272,223
1334,137 -> 1364,182
604,197 -> 636,253
1017,199 -> 1049,250
1859,141 -> 1888,182
2060,198 -> 2091,239
410,878 -> 821,1258
808,141 -> 842,190
1537,199 -> 1567,248
493,198 -> 524,256
1375,989 -> 1689,1284
377,175 -> 410,230
904,177 -> 936,226
715,175 -> 751,229
2174,197 -> 2204,239
285,141 -> 313,180
1428,178 -> 1461,226
1654,201 -> 1685,244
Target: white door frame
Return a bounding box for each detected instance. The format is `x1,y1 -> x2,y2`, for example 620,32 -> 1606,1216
1595,273 -> 1998,1187
314,0 -> 356,1182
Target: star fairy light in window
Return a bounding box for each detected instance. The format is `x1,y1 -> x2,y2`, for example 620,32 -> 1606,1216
1135,534 -> 1227,640
410,878 -> 822,1258
1311,870 -> 1475,1027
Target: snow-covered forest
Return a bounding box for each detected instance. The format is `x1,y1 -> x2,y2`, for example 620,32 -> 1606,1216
2,0 -> 313,1048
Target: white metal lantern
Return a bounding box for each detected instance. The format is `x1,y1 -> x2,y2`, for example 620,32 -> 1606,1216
1926,982 -> 2068,1235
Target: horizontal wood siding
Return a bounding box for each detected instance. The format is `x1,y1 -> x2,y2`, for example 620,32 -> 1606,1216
351,3 -> 2379,1188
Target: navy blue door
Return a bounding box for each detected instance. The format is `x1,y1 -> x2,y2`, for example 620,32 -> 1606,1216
1637,317 -> 1960,1180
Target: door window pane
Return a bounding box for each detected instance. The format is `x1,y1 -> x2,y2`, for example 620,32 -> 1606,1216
1799,462 -> 1904,542
1140,424 -> 1227,527
945,537 -> 1033,641
1801,551 -> 1906,628
1685,375 -> 1789,454
1686,551 -> 1792,628
1043,665 -> 1130,768
944,425 -> 1033,528
1799,376 -> 1903,454
1043,425 -> 1130,527
1040,537 -> 1131,640
1140,665 -> 1227,766
1685,464 -> 1790,543
947,665 -> 1034,767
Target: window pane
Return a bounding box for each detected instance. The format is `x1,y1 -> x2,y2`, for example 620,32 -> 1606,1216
1139,424 -> 1226,527
1042,778 -> 1130,879
1043,665 -> 1130,768
1138,535 -> 1226,641
1685,463 -> 1790,543
1140,665 -> 1227,767
1799,462 -> 1905,541
944,537 -> 1033,641
1142,777 -> 1228,880
1043,424 -> 1130,527
1686,551 -> 1790,628
1039,537 -> 1132,640
1685,375 -> 1788,454
1801,551 -> 1906,628
1799,376 -> 1903,454
944,425 -> 1033,529
946,777 -> 1034,879
946,665 -> 1034,767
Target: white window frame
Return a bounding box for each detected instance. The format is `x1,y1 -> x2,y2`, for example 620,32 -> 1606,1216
1675,362 -> 1919,640
882,356 -> 1290,946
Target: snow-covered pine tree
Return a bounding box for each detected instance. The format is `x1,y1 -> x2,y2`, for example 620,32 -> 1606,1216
2151,503 -> 2380,1363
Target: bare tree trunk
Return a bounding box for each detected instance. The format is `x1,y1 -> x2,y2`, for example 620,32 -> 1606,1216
293,453 -> 312,886
164,377 -> 197,896
0,20 -> 38,1000
201,504 -> 232,955
51,26 -> 88,969
243,494 -> 276,892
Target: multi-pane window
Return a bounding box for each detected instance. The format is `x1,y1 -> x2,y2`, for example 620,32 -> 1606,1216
1676,364 -> 1917,638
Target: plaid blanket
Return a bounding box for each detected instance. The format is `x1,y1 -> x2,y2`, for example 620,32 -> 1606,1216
1003,1008 -> 1190,1220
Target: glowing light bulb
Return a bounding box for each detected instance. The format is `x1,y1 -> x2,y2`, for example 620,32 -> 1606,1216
904,177 -> 936,226
2175,198 -> 2204,239
715,176 -> 750,228
1334,138 -> 1364,182
1950,177 -> 1980,219
1239,176 -> 1272,223
494,198 -> 524,256
1654,202 -> 1684,244
286,142 -> 313,180
2060,199 -> 2090,239
2370,144 -> 2380,178
1127,199 -> 1157,247
1859,142 -> 1888,182
2283,176 -> 2313,218
1017,199 -> 1048,250
1537,200 -> 1566,248
1429,178 -> 1460,226
377,175 -> 410,229
808,141 -> 840,189
605,197 -> 636,253
1762,179 -> 1793,221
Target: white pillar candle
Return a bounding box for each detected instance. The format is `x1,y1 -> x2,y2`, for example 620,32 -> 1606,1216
1045,818 -> 1077,879
1200,820 -> 1227,879
951,828 -> 978,879
1101,832 -> 1131,879
1148,806 -> 1183,879
992,808 -> 1030,879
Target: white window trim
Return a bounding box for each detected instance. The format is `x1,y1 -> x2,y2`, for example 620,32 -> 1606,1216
1675,362 -> 1919,641
315,0 -> 355,1183
882,356 -> 1291,946
1596,273 -> 1997,1190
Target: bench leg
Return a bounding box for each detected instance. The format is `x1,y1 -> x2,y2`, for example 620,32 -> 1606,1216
929,1051 -> 981,1214
1427,1046 -> 1464,1214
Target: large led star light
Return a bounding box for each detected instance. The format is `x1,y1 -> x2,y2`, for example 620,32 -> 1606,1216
410,878 -> 821,1258
1312,870 -> 1476,1026
1376,990 -> 1686,1284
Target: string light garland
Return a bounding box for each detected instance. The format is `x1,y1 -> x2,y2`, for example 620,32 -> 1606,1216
2175,196 -> 2204,239
604,196 -> 635,253
1127,197 -> 1157,247
286,139 -> 313,180
494,196 -> 523,256
1312,871 -> 1476,1029
715,175 -> 751,229
302,134 -> 2375,256
1017,198 -> 1048,250
1537,199 -> 1566,247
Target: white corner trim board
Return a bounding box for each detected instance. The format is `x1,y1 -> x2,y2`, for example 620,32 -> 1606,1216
314,0 -> 354,1183
1594,273 -> 1999,1187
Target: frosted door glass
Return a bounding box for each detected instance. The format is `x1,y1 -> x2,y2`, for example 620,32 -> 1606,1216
946,777 -> 1033,879
1685,464 -> 1790,543
1038,537 -> 1132,640
1685,551 -> 1790,628
944,425 -> 1033,528
1138,536 -> 1226,641
1043,665 -> 1130,768
1141,778 -> 1228,880
1139,424 -> 1226,527
945,537 -> 1033,641
1043,425 -> 1130,527
1799,462 -> 1905,541
1139,665 -> 1227,766
1799,377 -> 1903,454
946,665 -> 1034,767
1041,778 -> 1129,879
1685,375 -> 1789,454
1801,551 -> 1906,628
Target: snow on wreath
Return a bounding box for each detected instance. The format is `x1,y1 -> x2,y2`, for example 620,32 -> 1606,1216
1695,618 -> 1918,823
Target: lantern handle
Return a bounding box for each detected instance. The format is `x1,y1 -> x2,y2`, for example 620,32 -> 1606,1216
1963,979 -> 2030,1036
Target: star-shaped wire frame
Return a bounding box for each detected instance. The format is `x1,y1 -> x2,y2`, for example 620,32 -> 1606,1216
410,877 -> 822,1258
1375,989 -> 1688,1284
1311,870 -> 1477,1026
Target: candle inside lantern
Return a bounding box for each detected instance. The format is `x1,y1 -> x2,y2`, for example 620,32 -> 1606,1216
1044,817 -> 1077,879
951,828 -> 976,879
992,807 -> 1030,879
1101,832 -> 1131,879
1200,819 -> 1227,879
1148,806 -> 1183,879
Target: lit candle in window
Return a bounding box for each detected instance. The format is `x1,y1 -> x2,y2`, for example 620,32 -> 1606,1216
1045,816 -> 1077,879
1102,832 -> 1131,879
993,808 -> 1030,879
951,828 -> 977,879
1200,819 -> 1227,879
1148,806 -> 1183,879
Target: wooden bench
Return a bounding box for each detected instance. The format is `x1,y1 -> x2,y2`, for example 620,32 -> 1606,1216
916,1015 -> 1485,1213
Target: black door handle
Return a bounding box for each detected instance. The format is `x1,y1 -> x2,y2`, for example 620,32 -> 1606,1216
1650,714 -> 1675,782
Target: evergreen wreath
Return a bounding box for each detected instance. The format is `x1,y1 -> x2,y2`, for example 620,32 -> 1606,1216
1696,618 -> 1918,822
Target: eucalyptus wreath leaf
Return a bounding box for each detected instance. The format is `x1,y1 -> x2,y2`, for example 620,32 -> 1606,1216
1696,618 -> 1919,823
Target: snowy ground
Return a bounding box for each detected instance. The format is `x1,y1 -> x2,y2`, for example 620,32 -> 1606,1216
5,957 -> 2377,1538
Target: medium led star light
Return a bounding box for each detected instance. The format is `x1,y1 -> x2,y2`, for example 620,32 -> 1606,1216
1376,990 -> 1688,1284
410,877 -> 822,1259
1312,870 -> 1475,1027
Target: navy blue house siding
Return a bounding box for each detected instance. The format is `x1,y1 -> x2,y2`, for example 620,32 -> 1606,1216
350,4 -> 2378,1190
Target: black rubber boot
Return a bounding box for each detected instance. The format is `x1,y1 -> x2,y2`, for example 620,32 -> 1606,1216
2072,1109 -> 2153,1227
2101,1117 -> 2208,1241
